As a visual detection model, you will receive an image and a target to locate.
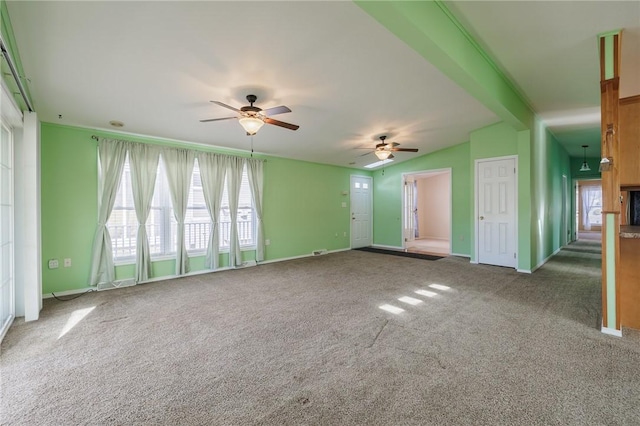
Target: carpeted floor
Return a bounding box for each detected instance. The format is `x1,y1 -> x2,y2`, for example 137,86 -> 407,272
2,240 -> 639,425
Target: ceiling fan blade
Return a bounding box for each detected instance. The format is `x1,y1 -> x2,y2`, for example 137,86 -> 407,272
199,116 -> 237,123
390,148 -> 419,152
262,105 -> 292,116
264,117 -> 300,131
210,101 -> 241,112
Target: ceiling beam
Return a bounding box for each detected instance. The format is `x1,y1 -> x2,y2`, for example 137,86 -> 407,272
355,0 -> 534,131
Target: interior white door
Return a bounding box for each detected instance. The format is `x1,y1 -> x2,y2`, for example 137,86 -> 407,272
350,175 -> 372,248
477,157 -> 516,268
0,123 -> 14,341
403,177 -> 416,245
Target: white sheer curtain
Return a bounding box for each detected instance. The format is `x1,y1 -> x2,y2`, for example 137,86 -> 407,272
197,152 -> 227,269
581,186 -> 599,231
227,157 -> 245,267
89,139 -> 128,285
246,158 -> 265,262
162,148 -> 195,275
129,143 -> 160,282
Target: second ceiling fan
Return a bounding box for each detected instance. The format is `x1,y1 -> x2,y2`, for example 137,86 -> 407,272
200,94 -> 299,135
368,135 -> 419,160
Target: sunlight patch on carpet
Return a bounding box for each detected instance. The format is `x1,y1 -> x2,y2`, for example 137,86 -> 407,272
415,290 -> 438,298
58,306 -> 95,339
429,284 -> 450,291
379,304 -> 405,314
398,296 -> 423,305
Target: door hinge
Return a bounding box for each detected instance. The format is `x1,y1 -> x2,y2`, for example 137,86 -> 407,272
514,253 -> 516,259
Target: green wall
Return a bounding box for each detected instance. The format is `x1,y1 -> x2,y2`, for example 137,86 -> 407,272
371,142 -> 471,255
530,117 -> 573,270
40,123 -> 364,293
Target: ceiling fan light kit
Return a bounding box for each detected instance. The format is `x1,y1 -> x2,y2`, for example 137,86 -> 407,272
201,94 -> 299,135
375,150 -> 392,160
238,116 -> 264,135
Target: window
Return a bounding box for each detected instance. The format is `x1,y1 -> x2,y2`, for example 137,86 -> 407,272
107,154 -> 137,260
107,154 -> 256,262
184,160 -> 209,252
220,165 -> 255,249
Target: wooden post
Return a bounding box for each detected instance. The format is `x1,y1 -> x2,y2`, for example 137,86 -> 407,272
598,31 -> 621,334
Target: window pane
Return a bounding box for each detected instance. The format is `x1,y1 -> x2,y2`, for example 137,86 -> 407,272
219,165 -> 255,248
107,155 -> 137,260
185,159 -> 210,252
150,158 -> 176,256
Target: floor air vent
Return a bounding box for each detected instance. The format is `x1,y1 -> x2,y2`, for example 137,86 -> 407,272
312,249 -> 328,256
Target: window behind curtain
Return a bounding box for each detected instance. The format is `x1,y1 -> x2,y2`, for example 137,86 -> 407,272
107,154 -> 256,262
220,165 -> 254,248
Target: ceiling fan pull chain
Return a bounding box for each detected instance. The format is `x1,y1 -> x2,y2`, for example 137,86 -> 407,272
250,134 -> 254,158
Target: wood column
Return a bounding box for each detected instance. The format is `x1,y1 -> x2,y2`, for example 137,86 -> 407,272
599,31 -> 621,332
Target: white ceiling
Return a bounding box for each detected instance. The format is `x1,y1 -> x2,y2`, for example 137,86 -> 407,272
7,1 -> 640,166
446,0 -> 640,158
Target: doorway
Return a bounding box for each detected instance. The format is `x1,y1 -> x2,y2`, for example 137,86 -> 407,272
576,179 -> 602,241
350,175 -> 372,248
402,169 -> 451,256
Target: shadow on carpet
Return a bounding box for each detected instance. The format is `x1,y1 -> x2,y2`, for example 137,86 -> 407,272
354,246 -> 443,260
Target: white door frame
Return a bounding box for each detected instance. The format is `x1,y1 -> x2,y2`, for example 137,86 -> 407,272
401,169 -> 452,253
350,175 -> 373,248
474,155 -> 518,267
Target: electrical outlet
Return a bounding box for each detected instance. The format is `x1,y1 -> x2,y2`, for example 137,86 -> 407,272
64,258 -> 71,267
343,231 -> 347,237
48,259 -> 59,269
265,239 -> 271,246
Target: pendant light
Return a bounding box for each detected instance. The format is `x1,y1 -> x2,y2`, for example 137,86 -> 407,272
579,145 -> 591,172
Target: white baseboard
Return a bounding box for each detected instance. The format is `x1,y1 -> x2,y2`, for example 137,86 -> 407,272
43,286 -> 96,299
371,244 -> 405,251
450,252 -> 470,258
516,268 -> 533,274
601,326 -> 622,337
260,247 -> 350,265
531,247 -> 562,273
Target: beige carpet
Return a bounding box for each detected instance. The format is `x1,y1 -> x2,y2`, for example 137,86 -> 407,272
2,240 -> 640,425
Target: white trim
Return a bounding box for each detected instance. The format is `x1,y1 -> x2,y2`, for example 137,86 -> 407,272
529,246 -> 562,273
46,248 -> 354,297
43,287 -> 96,299
474,155 -> 518,269
372,244 -> 404,251
260,247 -> 351,265
601,326 -> 622,337
450,252 -> 471,258
516,269 -> 532,274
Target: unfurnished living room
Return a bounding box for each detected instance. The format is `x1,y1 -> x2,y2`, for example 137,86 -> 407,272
1,1 -> 640,425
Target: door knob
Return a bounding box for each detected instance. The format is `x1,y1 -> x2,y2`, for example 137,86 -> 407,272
479,216 -> 485,220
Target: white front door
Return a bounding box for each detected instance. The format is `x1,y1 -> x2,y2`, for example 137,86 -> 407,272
403,177 -> 416,245
350,175 -> 372,248
477,157 -> 517,268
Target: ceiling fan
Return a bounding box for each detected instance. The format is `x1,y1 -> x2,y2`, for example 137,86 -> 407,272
200,94 -> 299,135
363,135 -> 419,160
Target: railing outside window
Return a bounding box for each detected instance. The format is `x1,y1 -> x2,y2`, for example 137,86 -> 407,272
108,217 -> 254,261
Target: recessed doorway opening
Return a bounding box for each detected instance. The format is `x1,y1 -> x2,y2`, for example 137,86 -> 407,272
402,169 -> 451,257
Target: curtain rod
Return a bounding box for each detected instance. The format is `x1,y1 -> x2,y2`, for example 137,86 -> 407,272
0,34 -> 34,112
90,135 -> 266,161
